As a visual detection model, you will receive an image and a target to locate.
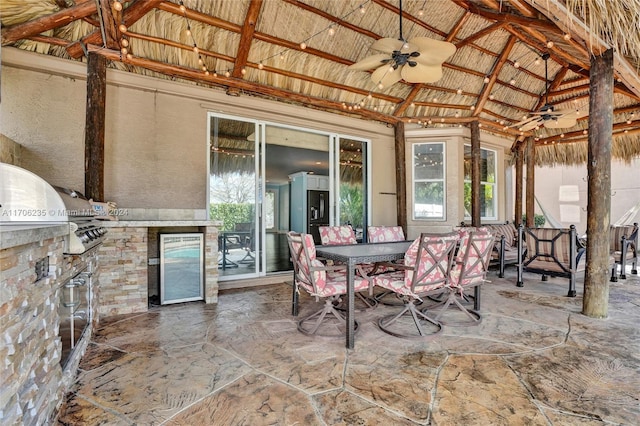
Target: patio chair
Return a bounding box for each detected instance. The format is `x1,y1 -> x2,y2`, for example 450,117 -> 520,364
516,225 -> 585,297
318,225 -> 377,310
367,225 -> 405,243
319,225 -> 357,245
370,232 -> 460,339
286,231 -> 372,336
425,230 -> 495,325
609,223 -> 638,281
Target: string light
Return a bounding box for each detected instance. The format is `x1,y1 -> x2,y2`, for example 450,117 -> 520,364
112,0 -> 122,12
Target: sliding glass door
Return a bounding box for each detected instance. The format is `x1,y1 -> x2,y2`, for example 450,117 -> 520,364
209,113 -> 370,281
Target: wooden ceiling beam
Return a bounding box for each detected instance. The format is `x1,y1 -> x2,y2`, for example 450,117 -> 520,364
536,119 -> 640,145
67,0 -> 162,58
473,35 -> 516,116
99,0 -> 122,50
394,84 -> 424,117
1,1 -> 97,46
445,11 -> 471,42
124,31 -> 402,105
547,84 -> 590,99
87,45 -> 398,124
231,0 -> 263,80
281,0 -> 379,40
455,22 -> 505,49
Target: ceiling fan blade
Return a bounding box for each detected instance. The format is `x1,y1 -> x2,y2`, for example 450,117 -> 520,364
400,63 -> 443,83
518,119 -> 543,131
371,64 -> 402,87
545,117 -> 577,129
348,54 -> 392,71
511,115 -> 539,127
409,37 -> 456,65
370,38 -> 405,53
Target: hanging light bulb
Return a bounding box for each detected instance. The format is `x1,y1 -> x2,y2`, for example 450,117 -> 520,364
193,45 -> 199,54
377,83 -> 384,90
483,76 -> 490,83
489,94 -> 494,100
299,42 -> 307,50
126,53 -> 132,60
120,47 -> 127,55
185,27 -> 192,37
241,68 -> 246,75
418,10 -> 424,16
534,57 -> 541,66
510,78 -> 516,85
546,40 -> 554,48
359,5 -> 365,14
457,88 -> 462,95
224,70 -> 230,78
258,62 -> 264,70
121,38 -> 129,47
328,26 -> 335,36
113,1 -> 123,12
514,61 -> 520,68
563,33 -> 571,41
470,105 -> 475,110
198,57 -> 203,65
367,93 -> 372,100
179,1 -> 186,13
118,24 -> 127,33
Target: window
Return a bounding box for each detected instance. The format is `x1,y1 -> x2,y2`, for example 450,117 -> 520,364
464,145 -> 497,220
413,143 -> 445,220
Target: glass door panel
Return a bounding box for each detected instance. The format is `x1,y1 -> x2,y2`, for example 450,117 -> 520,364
264,124 -> 330,272
209,115 -> 259,280
337,137 -> 368,242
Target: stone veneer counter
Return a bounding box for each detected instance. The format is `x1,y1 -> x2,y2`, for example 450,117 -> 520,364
1,224 -> 76,424
96,220 -> 222,317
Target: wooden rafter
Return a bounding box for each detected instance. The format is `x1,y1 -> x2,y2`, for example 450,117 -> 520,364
231,0 -> 263,79
67,0 -> 162,58
1,1 -> 97,45
473,35 -> 516,116
99,0 -> 122,50
87,45 -> 398,124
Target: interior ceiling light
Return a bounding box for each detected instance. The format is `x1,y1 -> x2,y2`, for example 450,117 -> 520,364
348,0 -> 455,87
511,53 -> 588,131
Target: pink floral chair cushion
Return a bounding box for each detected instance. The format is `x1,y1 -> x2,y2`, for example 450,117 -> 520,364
288,232 -> 370,299
449,230 -> 495,288
372,233 -> 459,300
319,225 -> 357,245
368,226 -> 405,243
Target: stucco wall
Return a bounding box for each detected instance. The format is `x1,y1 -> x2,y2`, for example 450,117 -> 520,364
1,48 -> 396,224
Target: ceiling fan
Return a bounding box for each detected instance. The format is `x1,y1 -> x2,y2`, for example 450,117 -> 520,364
511,53 -> 588,132
348,0 -> 456,87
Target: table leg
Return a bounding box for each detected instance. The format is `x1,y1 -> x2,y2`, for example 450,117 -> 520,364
346,260 -> 355,349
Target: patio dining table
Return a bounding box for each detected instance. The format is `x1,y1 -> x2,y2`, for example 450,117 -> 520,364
315,240 -> 412,349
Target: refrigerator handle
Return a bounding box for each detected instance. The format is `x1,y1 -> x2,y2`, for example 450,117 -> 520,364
319,193 -> 325,219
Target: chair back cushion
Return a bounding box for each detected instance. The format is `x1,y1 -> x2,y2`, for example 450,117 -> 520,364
404,233 -> 459,294
287,232 -> 326,293
319,225 -> 357,245
489,223 -> 517,247
609,225 -> 636,252
524,228 -> 573,264
368,226 -> 405,243
450,230 -> 495,287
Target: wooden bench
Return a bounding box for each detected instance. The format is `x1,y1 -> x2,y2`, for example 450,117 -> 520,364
459,222 -> 519,278
516,225 -> 585,297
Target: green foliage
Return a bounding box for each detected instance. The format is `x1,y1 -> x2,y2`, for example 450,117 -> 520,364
339,183 -> 363,228
210,203 -> 253,231
522,214 -> 546,227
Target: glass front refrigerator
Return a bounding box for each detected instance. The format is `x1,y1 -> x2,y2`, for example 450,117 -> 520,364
160,233 -> 204,305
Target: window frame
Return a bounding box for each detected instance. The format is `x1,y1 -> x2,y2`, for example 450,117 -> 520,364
412,142 -> 446,221
463,144 -> 498,221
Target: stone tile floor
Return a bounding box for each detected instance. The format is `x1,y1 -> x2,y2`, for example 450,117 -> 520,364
56,268 -> 640,425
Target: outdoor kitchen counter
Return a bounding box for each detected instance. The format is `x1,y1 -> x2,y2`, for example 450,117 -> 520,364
0,223 -> 68,249
96,220 -> 222,317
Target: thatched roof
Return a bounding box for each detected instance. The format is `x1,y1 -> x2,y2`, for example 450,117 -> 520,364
2,0 -> 639,165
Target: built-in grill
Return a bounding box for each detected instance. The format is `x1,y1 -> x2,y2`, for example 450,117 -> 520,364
0,163 -> 107,254
52,186 -> 108,254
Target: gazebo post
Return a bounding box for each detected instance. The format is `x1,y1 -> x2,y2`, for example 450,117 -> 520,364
84,52 -> 107,201
514,143 -> 524,226
394,121 -> 407,234
525,137 -> 535,228
470,120 -> 481,227
583,48 -> 614,318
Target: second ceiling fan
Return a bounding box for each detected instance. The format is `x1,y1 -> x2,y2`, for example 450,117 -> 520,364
512,53 -> 588,132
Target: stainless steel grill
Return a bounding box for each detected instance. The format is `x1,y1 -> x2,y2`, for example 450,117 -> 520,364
0,163 -> 107,254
